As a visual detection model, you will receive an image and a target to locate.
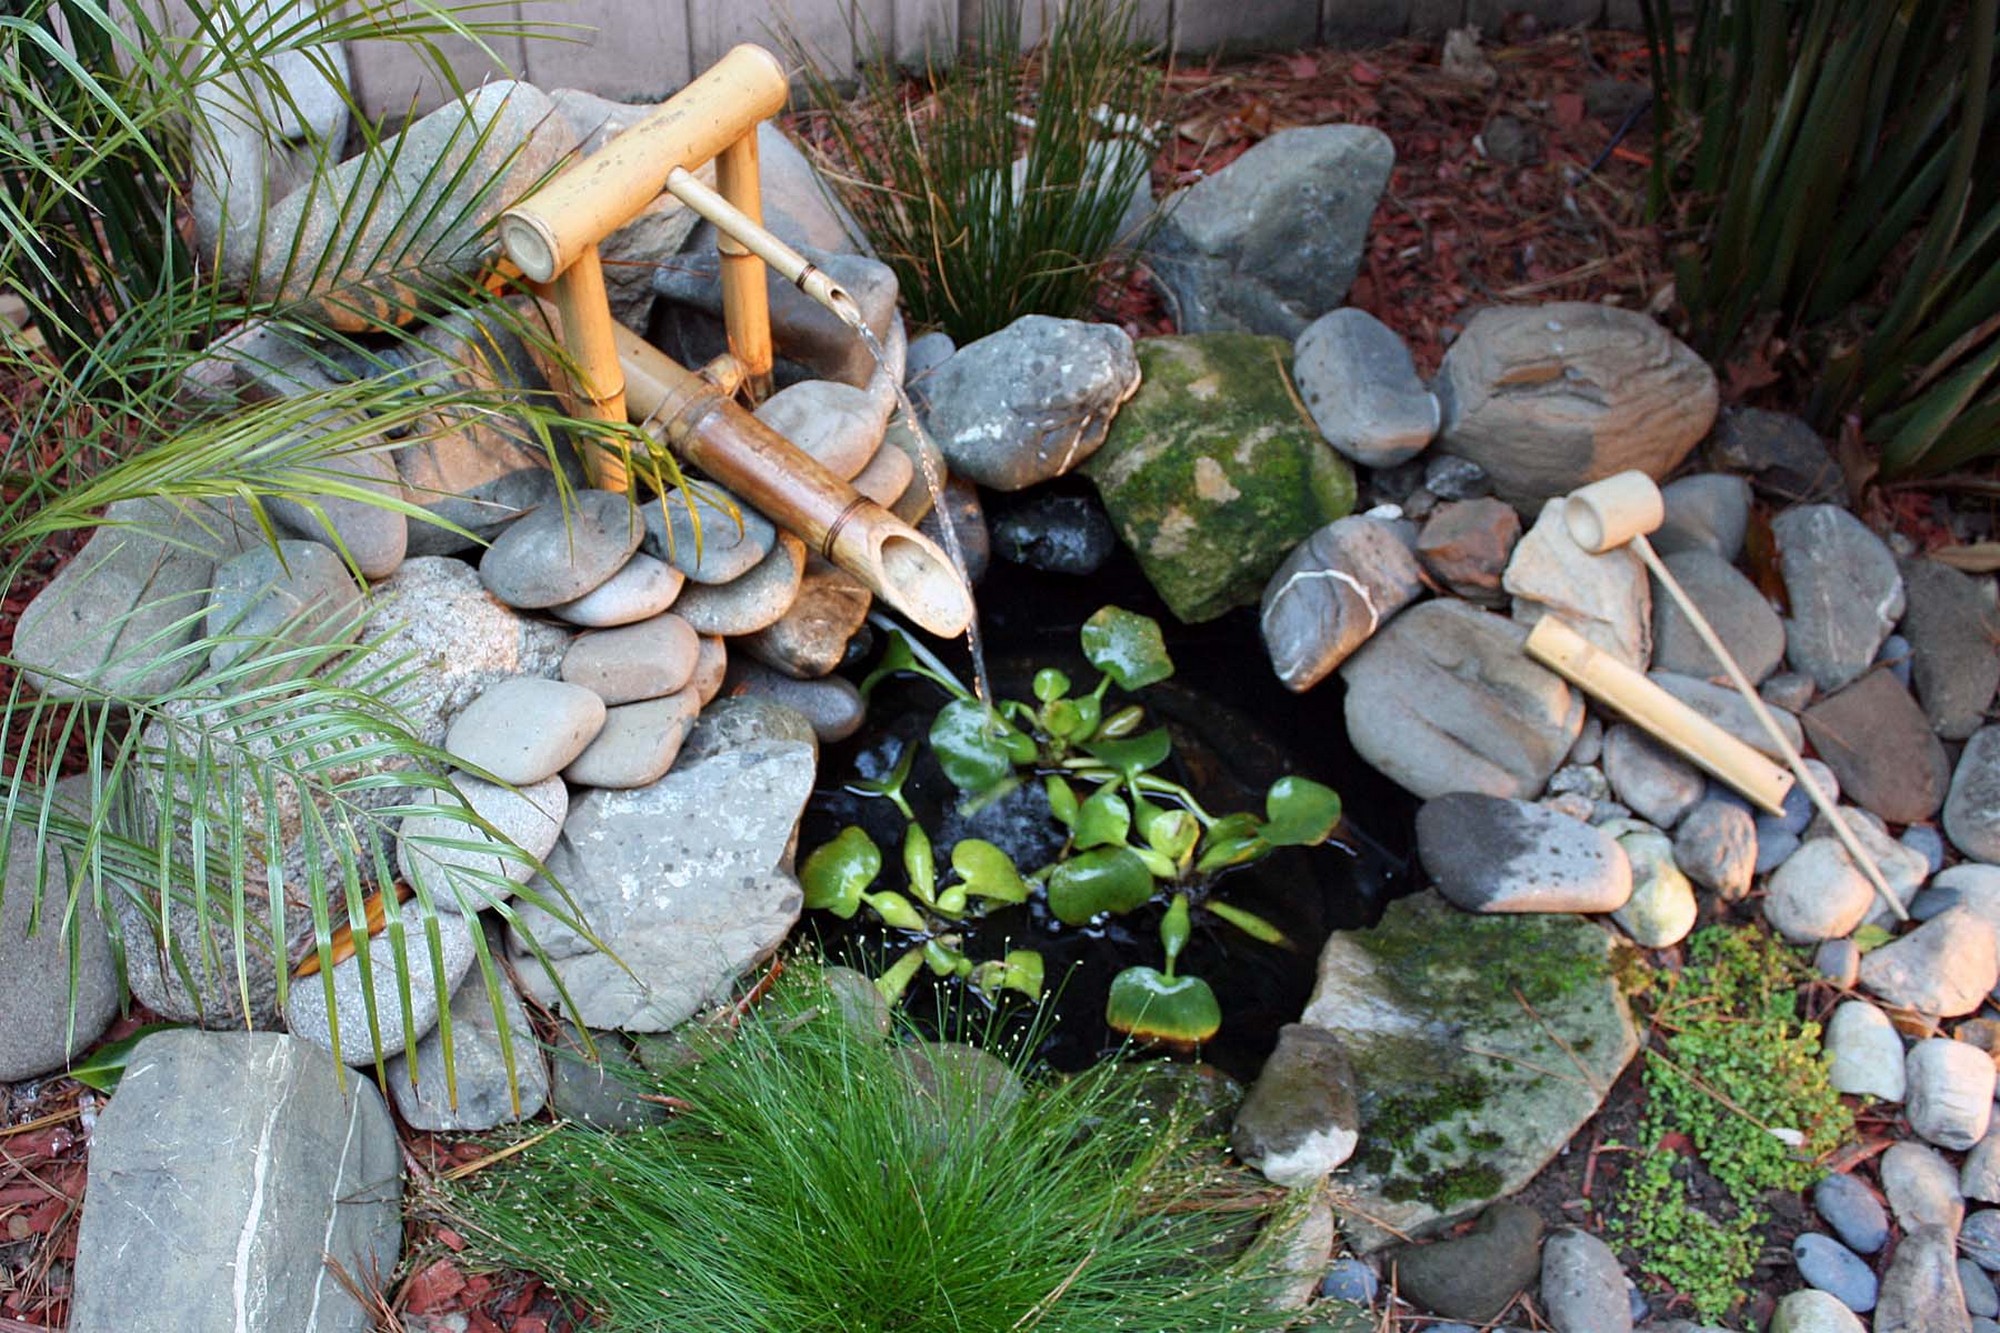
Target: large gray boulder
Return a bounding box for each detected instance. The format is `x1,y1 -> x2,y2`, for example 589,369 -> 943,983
0,776 -> 120,1081
1772,504 -> 1904,693
69,1030 -> 401,1333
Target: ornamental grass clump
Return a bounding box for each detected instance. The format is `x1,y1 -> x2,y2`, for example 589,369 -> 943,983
444,964 -> 1295,1333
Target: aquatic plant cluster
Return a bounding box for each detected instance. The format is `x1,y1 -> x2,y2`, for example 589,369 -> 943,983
801,606 -> 1343,1046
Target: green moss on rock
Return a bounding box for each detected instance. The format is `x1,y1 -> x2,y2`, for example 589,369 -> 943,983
1084,334 -> 1356,623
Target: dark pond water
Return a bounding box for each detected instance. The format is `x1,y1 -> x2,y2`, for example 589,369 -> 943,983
800,480 -> 1420,1082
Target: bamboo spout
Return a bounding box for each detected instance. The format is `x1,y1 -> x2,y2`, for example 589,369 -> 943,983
613,323 -> 973,638
662,166 -> 865,331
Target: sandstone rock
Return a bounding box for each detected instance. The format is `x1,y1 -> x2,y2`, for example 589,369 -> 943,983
1504,497 -> 1652,669
1416,497 -> 1520,604
1231,1023 -> 1360,1187
1259,516 -> 1425,692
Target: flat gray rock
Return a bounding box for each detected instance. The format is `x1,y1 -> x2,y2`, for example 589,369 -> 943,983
206,539 -> 363,671
738,563 -> 874,680
265,439 -> 409,581
1652,547 -> 1784,684
1707,406 -> 1843,504
1339,600 -> 1583,800
1654,472 -> 1752,561
1292,307 -> 1438,468
671,533 -> 807,637
1542,1228 -> 1633,1333
643,484 -> 776,585
1418,794 -> 1632,913
562,690 -> 699,790
387,957 -> 547,1132
0,776 -> 118,1081
1906,1038 -> 1996,1150
285,897 -> 476,1064
1859,907 -> 1999,1018
1876,1225 -> 1974,1333
1390,1202 -> 1544,1323
754,378 -> 887,482
1825,1000 -> 1907,1102
1900,558 -> 2000,740
1815,1172 -> 1891,1254
1765,838 -> 1879,944
1505,498 -> 1652,669
445,676 -> 605,784
677,694 -> 819,767
1602,724 -> 1703,829
723,659 -> 863,744
68,1031 -> 400,1333
510,737 -> 814,1030
1883,1141 -> 1964,1231
1773,504 -> 1905,693
1231,1023 -> 1360,1188
478,490 -> 644,610
1803,669 -> 1951,824
549,553 -> 683,628
1651,670 -> 1805,759
397,771 -> 566,912
1946,727 -> 2000,862
1260,515 -> 1426,692
560,612 -> 699,704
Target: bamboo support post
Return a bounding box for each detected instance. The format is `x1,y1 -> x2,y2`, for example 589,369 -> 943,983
535,245 -> 628,491
712,132 -> 775,401
611,321 -> 973,638
663,165 -> 864,329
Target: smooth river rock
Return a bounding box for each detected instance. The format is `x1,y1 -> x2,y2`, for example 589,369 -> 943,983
1417,794 -> 1633,914
1259,515 -> 1426,692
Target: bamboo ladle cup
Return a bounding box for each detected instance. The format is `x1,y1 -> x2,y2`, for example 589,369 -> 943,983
1524,470 -> 1905,921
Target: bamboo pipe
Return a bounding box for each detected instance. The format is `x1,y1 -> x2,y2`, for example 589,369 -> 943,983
662,166 -> 865,330
534,245 -> 629,491
712,133 -> 775,401
497,44 -> 791,283
612,322 -> 974,638
1554,470 -> 1907,921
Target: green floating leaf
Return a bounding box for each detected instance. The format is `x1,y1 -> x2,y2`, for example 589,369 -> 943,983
1045,775 -> 1080,827
1043,697 -> 1097,742
1081,728 -> 1172,776
802,827 -> 881,919
65,1023 -> 182,1093
1074,786 -> 1132,850
930,699 -> 1017,793
1097,704 -> 1147,739
1205,900 -> 1292,949
951,839 -> 1028,904
1046,846 -> 1156,925
1033,668 -> 1071,703
970,949 -> 1045,1000
903,823 -> 937,906
1146,808 -> 1200,864
1106,968 -> 1221,1044
1194,812 -> 1268,875
875,947 -> 927,1005
1262,776 -> 1343,847
1082,606 -> 1174,691
1851,923 -> 1895,954
859,631 -> 921,698
936,885 -> 968,916
1159,892 -> 1192,969
863,890 -> 929,933
923,938 -> 962,976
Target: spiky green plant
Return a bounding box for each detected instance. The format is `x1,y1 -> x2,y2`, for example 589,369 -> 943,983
444,961 -> 1296,1333
1642,0 -> 2000,475
0,0 -> 678,1087
791,0 -> 1163,343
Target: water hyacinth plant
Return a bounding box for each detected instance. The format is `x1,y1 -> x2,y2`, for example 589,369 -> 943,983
802,606 -> 1342,1047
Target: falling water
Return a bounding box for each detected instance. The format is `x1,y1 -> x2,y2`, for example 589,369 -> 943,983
851,320 -> 993,709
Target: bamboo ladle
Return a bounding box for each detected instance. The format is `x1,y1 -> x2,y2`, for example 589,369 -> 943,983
1524,470 -> 1905,921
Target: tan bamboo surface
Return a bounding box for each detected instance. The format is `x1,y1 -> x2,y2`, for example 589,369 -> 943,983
713,130 -> 775,401
534,245 -> 629,491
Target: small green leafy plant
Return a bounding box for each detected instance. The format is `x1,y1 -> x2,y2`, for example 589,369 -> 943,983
802,606 -> 1342,1048
1608,926 -> 1854,1322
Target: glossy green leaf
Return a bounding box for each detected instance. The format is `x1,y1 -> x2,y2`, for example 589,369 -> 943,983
1097,704 -> 1147,739
1080,727 -> 1172,775
849,739 -> 917,806
1261,776 -> 1343,847
1105,967 -> 1221,1044
923,938 -> 961,976
1046,846 -> 1156,924
1133,846 -> 1179,880
1033,667 -> 1071,703
951,839 -> 1029,903
1206,900 -> 1293,948
1193,833 -> 1267,876
801,827 -> 880,919
1145,808 -> 1200,864
875,947 -> 927,1005
64,1023 -> 182,1093
1045,775 -> 1080,826
1074,785 -> 1132,850
936,885 -> 968,916
902,823 -> 937,905
859,630 -> 920,698
863,890 -> 929,932
1159,892 -> 1192,968
970,949 -> 1045,999
1081,606 -> 1174,690
929,698 -> 1017,793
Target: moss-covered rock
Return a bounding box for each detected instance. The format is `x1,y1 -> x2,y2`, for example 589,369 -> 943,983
1084,334 -> 1355,623
1299,890 -> 1640,1252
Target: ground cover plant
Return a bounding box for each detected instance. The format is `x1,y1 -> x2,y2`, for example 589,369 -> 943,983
1607,925 -> 1854,1322
444,962 -> 1296,1333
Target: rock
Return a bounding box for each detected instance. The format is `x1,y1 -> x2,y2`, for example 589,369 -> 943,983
560,613 -> 700,705
642,484 -> 776,585
265,440 -> 408,581
1768,1289 -> 1867,1332
1504,498 -> 1652,669
677,695 -> 820,767
691,633 -> 727,706
1085,333 -> 1356,622
1417,497 -> 1521,604
68,1031 -> 400,1333
445,677 -> 606,785
239,81 -> 578,329
479,490 -> 645,610
1418,795 -> 1632,914
1602,725 -> 1703,829
1900,559 -> 2000,740
549,554 -> 683,628
1389,1202 -> 1544,1322
1340,600 -> 1582,800
1261,1184 -> 1339,1313
723,660 -> 864,744
1905,824 -> 1948,875
1304,891 -> 1639,1249
1231,1024 -> 1360,1187
1651,670 -> 1806,759
545,1023 -> 669,1130
1434,303 -> 1718,511
738,564 -> 873,679
1859,907 -> 1999,1018
1763,671 -> 1820,713
1707,407 -> 1842,504
755,378 -> 888,482
0,777 -> 119,1080
562,691 -> 699,790
884,418 -> 948,525
1260,516 -> 1426,692
1672,798 -> 1757,900
1877,1225 -> 1974,1333
286,898 -> 476,1063
1610,824 -> 1697,948
905,330 -> 955,387
670,533 -> 808,637
1825,1000 -> 1907,1101
1771,504 -> 1905,693
1907,1039 -> 1998,1150
13,497 -> 257,698
1321,1256 -> 1380,1305
205,539 -> 363,671
1966,1261 -> 2000,1318
1945,727 -> 2000,862
852,441 -> 916,509
1800,669 -> 1951,823
1425,454 -> 1493,501
510,736 -> 814,1030
990,494 -> 1119,576
1967,1132 -> 2000,1203
920,475 -> 989,585
1292,308 -> 1439,467
1651,548 -> 1785,684
922,316 -> 1138,491
1965,1211 -> 2000,1270
1146,125 -> 1393,337
397,772 -> 566,912
1653,473 -> 1752,561
821,965 -> 893,1041
1815,938 -> 1861,988
1882,1141 -> 1965,1232
1542,1228 -> 1633,1332
387,962 -> 547,1131
1814,1171 -> 1891,1255
651,242 -> 897,387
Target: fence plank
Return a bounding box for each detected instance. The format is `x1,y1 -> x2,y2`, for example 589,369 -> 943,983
342,2 -> 523,123
519,0 -> 695,99
688,0 -> 863,84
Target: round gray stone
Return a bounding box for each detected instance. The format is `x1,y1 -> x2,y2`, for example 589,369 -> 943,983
285,898 -> 476,1064
1764,839 -> 1876,944
755,378 -> 886,482
671,533 -> 807,637
1541,1227 -> 1632,1332
1672,798 -> 1756,900
549,552 -> 683,627
643,484 -> 776,585
445,677 -> 606,783
1814,1172 -> 1890,1255
560,612 -> 700,705
561,691 -> 699,790
205,539 -> 364,671
1416,793 -> 1633,914
397,771 -> 567,911
478,490 -> 644,609
1772,504 -> 1905,693
1859,907 -> 2000,1018
1603,724 -> 1704,829
1881,1141 -> 1965,1232
1964,1211 -> 2000,1272
1946,727 -> 2000,863
1907,1038 -> 1997,1150
1292,306 -> 1439,469
1825,1000 -> 1907,1102
1794,1233 -> 1878,1312
1652,547 -> 1784,684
